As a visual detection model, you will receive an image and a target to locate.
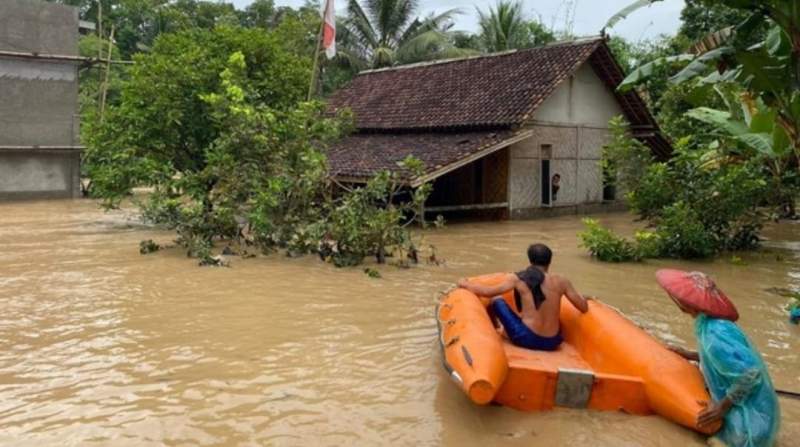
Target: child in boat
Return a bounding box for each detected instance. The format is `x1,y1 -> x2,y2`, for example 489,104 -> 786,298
658,270 -> 780,447
457,243 -> 589,351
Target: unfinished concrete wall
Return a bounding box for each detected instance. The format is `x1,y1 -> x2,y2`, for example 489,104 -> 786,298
0,0 -> 81,200
508,62 -> 622,219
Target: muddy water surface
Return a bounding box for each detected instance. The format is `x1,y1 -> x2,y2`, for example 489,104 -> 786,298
0,200 -> 798,446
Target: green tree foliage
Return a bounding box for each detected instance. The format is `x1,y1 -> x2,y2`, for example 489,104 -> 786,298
47,0 -> 288,58
601,117 -> 654,195
653,81 -> 723,149
678,0 -> 754,41
609,34 -> 694,111
339,0 -> 467,69
239,0 -> 277,29
451,31 -> 484,52
77,34 -> 124,122
475,1 -> 555,52
85,26 -> 314,205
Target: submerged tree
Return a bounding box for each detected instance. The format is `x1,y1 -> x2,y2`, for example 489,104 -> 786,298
86,26 -> 437,267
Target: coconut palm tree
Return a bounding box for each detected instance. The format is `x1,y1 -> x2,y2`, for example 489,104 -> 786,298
477,0 -> 555,52
339,0 -> 467,69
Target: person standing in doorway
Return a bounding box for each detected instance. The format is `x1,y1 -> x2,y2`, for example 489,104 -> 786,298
551,174 -> 561,202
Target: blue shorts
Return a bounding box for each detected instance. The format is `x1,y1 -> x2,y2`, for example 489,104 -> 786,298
491,299 -> 562,351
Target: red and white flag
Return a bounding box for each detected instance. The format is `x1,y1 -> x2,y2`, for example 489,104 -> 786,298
322,0 -> 336,59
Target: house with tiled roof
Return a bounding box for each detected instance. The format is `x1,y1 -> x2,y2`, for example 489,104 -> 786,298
326,36 -> 669,219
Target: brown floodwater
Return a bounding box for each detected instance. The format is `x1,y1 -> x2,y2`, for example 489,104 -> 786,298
0,199 -> 797,446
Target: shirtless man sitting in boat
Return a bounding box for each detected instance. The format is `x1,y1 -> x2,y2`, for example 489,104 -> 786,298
457,243 -> 589,351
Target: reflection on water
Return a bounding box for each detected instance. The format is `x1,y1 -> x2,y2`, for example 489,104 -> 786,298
0,200 -> 797,446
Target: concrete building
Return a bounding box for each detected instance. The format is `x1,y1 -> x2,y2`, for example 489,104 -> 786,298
326,37 -> 670,219
0,0 -> 82,200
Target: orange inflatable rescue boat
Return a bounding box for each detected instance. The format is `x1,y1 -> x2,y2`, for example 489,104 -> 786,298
436,274 -> 720,434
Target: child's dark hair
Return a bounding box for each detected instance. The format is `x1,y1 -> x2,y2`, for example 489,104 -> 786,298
527,243 -> 552,267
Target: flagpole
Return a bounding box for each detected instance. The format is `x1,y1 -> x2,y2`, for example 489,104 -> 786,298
307,15 -> 325,101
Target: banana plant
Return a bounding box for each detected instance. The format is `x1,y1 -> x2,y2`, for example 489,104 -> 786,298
616,0 -> 800,162
687,92 -> 796,213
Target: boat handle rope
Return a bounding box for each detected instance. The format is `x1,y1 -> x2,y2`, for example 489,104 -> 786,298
461,345 -> 474,367
439,286 -> 457,297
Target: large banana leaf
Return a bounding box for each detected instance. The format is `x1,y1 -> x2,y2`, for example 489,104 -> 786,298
617,54 -> 694,92
686,107 -> 749,136
669,46 -> 735,84
603,0 -> 664,32
687,105 -> 792,159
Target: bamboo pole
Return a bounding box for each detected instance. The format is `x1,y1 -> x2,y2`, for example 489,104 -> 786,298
96,1 -> 104,107
99,26 -> 115,123
307,17 -> 326,101
97,0 -> 103,57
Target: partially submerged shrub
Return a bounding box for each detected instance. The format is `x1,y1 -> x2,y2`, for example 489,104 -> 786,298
579,219 -> 641,262
654,201 -> 716,259
139,239 -> 161,254
634,230 -> 661,259
315,157 -> 432,267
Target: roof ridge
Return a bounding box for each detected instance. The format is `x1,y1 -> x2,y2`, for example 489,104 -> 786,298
358,35 -> 605,76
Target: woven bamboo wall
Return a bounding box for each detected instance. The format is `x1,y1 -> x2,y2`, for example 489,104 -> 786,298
481,148 -> 508,204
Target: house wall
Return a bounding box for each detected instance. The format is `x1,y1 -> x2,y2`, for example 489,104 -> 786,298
508,62 -> 624,219
0,0 -> 81,200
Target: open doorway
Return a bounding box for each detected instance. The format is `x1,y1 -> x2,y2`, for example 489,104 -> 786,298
540,144 -> 553,207
541,159 -> 551,206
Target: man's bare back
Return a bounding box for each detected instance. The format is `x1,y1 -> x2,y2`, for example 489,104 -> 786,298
512,271 -> 587,337
457,243 -> 589,349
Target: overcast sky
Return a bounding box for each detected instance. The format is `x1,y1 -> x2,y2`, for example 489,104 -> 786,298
231,0 -> 686,43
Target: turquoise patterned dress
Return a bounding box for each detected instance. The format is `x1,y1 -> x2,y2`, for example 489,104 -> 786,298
695,314 -> 780,447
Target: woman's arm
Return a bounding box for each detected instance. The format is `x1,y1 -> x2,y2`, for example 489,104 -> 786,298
697,369 -> 760,428
725,368 -> 761,404
667,345 -> 700,361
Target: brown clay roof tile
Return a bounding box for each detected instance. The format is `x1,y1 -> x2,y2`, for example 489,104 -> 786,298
326,130 -> 520,180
